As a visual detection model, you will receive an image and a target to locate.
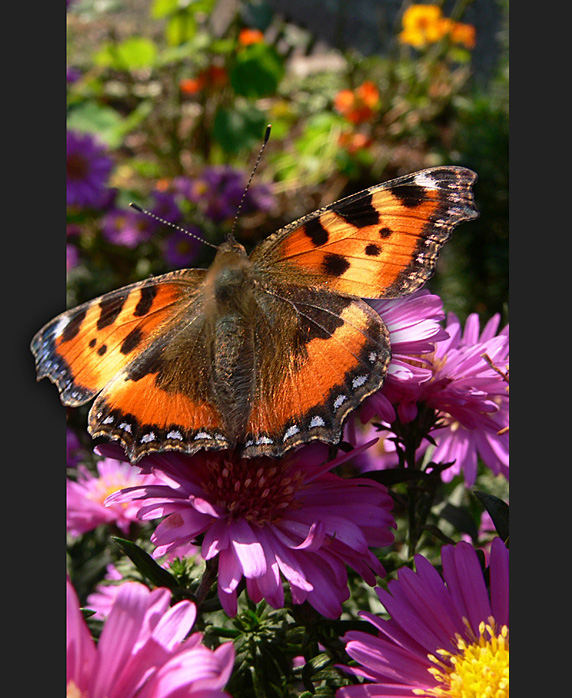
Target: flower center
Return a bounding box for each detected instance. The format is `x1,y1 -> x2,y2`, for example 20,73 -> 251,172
67,153 -> 89,180
66,680 -> 85,698
201,457 -> 304,527
416,620 -> 509,697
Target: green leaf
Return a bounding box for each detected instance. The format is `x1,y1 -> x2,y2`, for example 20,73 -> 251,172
151,0 -> 180,18
165,13 -> 197,46
230,43 -> 285,98
112,537 -> 179,590
213,104 -> 267,154
95,37 -> 158,72
67,102 -> 124,147
439,503 -> 479,541
473,490 -> 509,541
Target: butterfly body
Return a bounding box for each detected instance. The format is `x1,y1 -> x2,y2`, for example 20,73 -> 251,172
32,167 -> 478,462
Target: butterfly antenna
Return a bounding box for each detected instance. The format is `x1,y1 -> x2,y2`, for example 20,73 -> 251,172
129,202 -> 218,250
229,123 -> 272,240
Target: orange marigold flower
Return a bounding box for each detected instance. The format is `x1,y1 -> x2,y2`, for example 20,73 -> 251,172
356,81 -> 380,108
334,89 -> 356,114
449,21 -> 476,49
338,131 -> 372,154
205,64 -> 228,87
239,28 -> 264,46
155,178 -> 171,192
180,76 -> 205,95
399,4 -> 445,48
180,65 -> 227,95
334,82 -> 380,124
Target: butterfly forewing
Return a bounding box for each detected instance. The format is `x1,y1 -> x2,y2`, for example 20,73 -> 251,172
251,166 -> 478,299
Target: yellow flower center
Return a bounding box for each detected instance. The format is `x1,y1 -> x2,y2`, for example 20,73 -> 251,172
66,680 -> 85,698
415,620 -> 509,697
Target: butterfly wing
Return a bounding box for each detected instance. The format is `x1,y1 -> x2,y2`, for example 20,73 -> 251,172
87,295 -> 234,462
31,269 -> 207,406
240,283 -> 391,457
250,167 -> 478,299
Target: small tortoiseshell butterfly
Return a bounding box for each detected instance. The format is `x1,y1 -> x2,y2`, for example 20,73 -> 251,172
32,166 -> 477,463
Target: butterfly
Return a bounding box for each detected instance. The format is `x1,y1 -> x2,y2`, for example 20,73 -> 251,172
32,166 -> 477,463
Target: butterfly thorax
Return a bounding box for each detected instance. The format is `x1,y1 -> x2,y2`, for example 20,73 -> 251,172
204,239 -> 257,445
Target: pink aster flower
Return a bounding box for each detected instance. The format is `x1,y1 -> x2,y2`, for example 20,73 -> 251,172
359,290 -> 449,425
337,538 -> 509,697
67,578 -> 234,697
67,458 -> 162,536
104,442 -> 395,619
420,313 -> 509,485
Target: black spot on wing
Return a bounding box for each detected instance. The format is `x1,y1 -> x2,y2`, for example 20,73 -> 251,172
97,344 -> 107,356
365,244 -> 381,256
134,285 -> 157,317
322,253 -> 350,277
390,183 -> 427,208
97,293 -> 128,330
62,307 -> 87,342
127,343 -> 164,382
304,217 -> 329,246
121,328 -> 143,355
89,338 -> 97,348
379,227 -> 392,238
331,192 -> 380,228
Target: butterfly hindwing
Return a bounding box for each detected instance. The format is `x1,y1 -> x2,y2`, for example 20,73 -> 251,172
241,283 -> 391,457
251,166 -> 478,299
31,269 -> 206,406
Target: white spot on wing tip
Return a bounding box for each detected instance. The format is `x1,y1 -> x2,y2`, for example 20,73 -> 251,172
167,430 -> 183,441
414,172 -> 437,189
141,432 -> 155,444
309,415 -> 325,429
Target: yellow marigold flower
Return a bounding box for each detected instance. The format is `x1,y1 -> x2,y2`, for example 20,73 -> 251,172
399,4 -> 444,47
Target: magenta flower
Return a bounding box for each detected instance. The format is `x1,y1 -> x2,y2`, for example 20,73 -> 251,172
419,313 -> 509,485
101,209 -> 154,249
337,538 -> 509,697
358,290 -> 449,425
189,166 -> 275,223
104,442 -> 395,619
67,428 -> 83,468
163,229 -> 200,267
67,130 -> 113,209
67,458 -> 162,536
67,578 -> 235,697
85,564 -> 124,620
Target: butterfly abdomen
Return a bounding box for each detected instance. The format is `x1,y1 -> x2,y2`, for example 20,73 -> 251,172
211,314 -> 256,445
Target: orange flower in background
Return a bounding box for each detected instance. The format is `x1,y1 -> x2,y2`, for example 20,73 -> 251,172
334,81 -> 380,124
180,76 -> 205,95
449,21 -> 476,49
180,65 -> 228,95
239,28 -> 264,46
399,4 -> 476,50
338,131 -> 373,154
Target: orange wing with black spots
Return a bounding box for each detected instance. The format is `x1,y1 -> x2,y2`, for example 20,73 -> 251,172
31,269 -> 206,407
251,167 -> 478,299
241,284 -> 391,458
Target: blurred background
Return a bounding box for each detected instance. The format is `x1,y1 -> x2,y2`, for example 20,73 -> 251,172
66,0 -> 508,321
